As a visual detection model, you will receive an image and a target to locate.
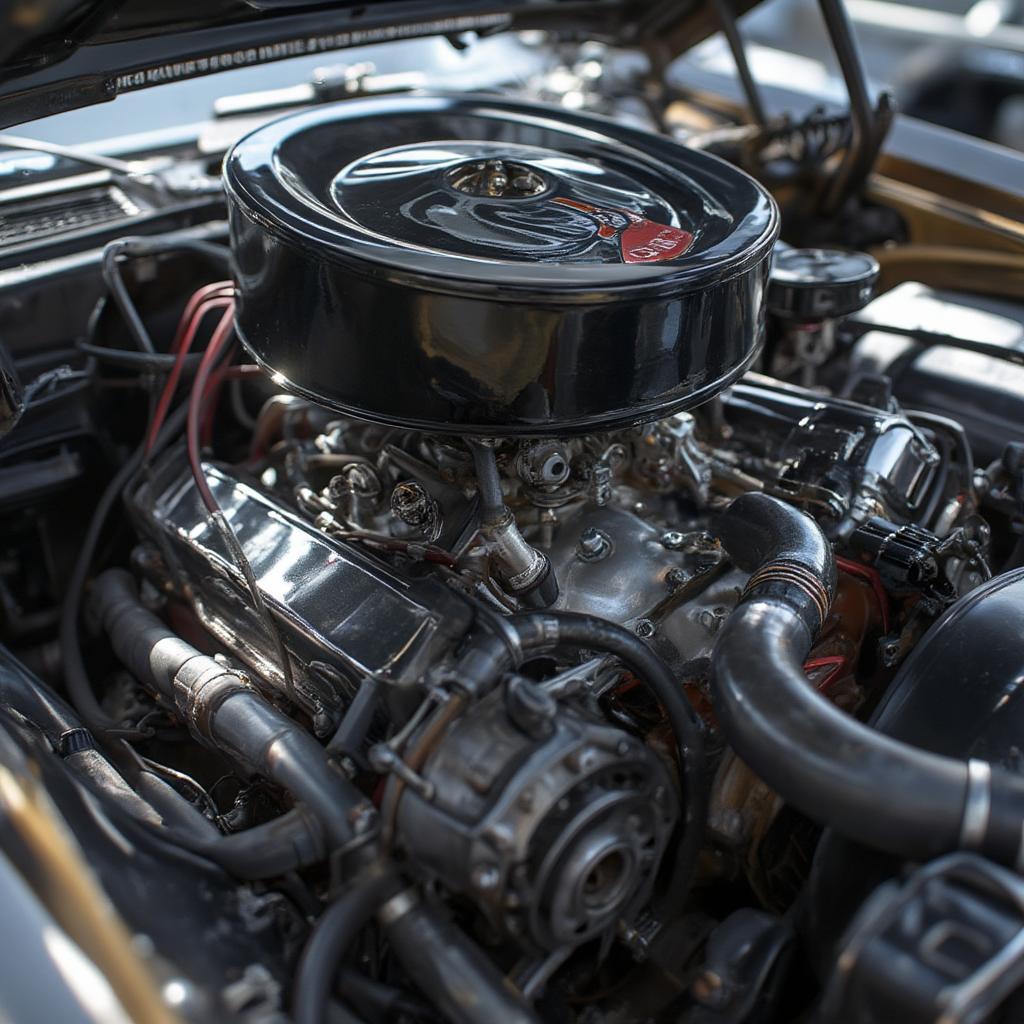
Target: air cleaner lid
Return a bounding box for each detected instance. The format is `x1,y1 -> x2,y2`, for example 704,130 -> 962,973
225,95 -> 779,435
225,94 -> 777,296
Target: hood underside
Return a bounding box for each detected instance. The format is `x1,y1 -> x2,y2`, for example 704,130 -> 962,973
0,0 -> 759,131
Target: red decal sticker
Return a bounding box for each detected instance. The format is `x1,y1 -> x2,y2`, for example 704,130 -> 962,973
551,196 -> 693,263
619,220 -> 694,263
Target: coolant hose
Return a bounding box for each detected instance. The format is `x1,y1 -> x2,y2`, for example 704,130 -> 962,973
95,573 -> 549,1024
90,570 -> 371,848
379,889 -> 541,1024
293,866 -> 401,1024
710,492 -> 1024,865
153,807 -> 325,880
98,792 -> 327,880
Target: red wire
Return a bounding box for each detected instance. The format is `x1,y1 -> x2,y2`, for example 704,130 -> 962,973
221,364 -> 262,380
199,342 -> 239,446
170,281 -> 234,352
803,654 -> 847,692
187,306 -> 237,513
836,556 -> 891,633
145,298 -> 232,454
143,282 -> 234,455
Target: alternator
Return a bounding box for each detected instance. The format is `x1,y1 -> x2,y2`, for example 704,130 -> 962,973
396,677 -> 678,952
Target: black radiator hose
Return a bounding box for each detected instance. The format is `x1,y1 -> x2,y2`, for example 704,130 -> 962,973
94,574 -> 547,1024
90,570 -> 371,849
710,492 -> 1024,866
293,866 -> 401,1024
379,889 -> 541,1024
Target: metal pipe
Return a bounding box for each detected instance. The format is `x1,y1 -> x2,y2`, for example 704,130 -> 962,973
712,0 -> 768,127
468,441 -> 558,606
817,0 -> 890,213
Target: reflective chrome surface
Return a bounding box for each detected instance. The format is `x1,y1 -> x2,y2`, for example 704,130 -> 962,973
136,455 -> 464,719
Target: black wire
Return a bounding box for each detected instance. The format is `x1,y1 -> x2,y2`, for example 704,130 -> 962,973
96,234 -> 232,360
907,408 -> 975,487
74,765 -> 326,880
76,340 -> 203,372
59,402 -> 190,733
23,376 -> 93,410
102,241 -> 158,354
866,320 -> 1024,370
916,429 -> 952,530
122,236 -> 231,268
293,869 -> 401,1024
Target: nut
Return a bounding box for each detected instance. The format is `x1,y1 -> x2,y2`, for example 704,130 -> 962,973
576,526 -> 612,562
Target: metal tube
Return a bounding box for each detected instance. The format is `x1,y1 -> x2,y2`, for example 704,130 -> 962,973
712,0 -> 768,127
817,0 -> 886,212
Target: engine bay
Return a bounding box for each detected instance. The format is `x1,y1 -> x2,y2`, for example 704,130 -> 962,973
1,15 -> 1024,1024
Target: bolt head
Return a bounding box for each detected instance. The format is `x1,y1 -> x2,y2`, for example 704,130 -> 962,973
577,527 -> 612,562
693,970 -> 728,1009
665,567 -> 690,591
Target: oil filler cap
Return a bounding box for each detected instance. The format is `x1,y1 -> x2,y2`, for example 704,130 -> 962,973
768,247 -> 879,321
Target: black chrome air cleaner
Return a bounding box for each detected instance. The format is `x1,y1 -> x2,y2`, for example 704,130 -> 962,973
224,94 -> 779,435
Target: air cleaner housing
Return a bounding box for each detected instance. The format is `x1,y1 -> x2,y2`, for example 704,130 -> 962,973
224,94 -> 779,435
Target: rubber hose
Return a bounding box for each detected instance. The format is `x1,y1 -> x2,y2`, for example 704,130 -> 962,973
710,492 -> 1024,865
154,807 -> 326,879
381,893 -> 540,1024
293,868 -> 400,1024
91,570 -> 369,848
60,401 -> 190,734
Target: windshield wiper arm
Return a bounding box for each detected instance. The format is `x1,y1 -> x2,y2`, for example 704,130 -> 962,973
0,133 -> 155,176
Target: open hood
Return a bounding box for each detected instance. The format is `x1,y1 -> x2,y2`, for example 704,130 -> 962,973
0,0 -> 759,130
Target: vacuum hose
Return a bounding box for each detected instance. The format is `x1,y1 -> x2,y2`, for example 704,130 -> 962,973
710,492 -> 1024,865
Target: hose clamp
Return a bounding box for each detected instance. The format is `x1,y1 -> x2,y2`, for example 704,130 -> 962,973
960,759 -> 992,850
743,558 -> 832,627
532,614 -> 561,654
487,613 -> 524,665
174,655 -> 252,744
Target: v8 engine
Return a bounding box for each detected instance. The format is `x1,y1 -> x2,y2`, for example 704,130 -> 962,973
3,83 -> 1023,1024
